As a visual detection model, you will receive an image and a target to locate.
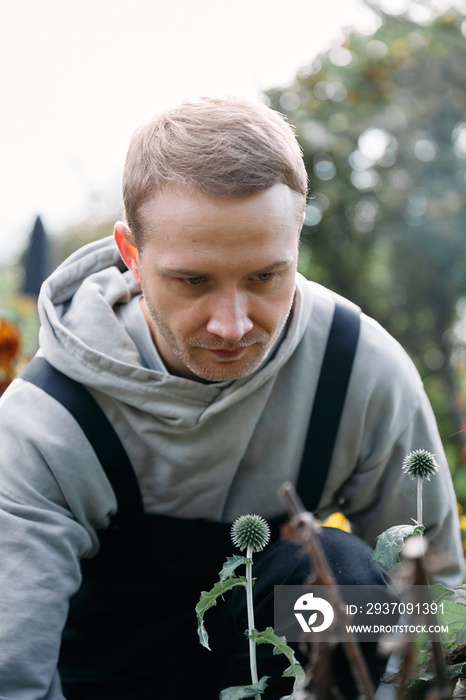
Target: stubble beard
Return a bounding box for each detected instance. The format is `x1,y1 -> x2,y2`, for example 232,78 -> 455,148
141,293 -> 291,382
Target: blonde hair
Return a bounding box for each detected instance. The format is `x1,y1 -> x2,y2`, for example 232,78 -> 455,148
122,96 -> 308,246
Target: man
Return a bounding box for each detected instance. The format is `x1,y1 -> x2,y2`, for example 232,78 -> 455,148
0,96 -> 462,699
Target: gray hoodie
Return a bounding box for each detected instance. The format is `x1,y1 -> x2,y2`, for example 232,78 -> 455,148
0,235 -> 462,698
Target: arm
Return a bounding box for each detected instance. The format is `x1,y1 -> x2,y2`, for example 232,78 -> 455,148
0,379 -> 115,698
314,309 -> 464,586
0,496 -> 87,699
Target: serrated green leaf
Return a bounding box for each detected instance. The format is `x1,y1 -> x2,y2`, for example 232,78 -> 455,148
432,582 -> 466,606
219,555 -> 250,582
371,524 -> 421,572
251,627 -> 305,699
446,662 -> 465,680
431,582 -> 457,603
196,576 -> 247,649
436,599 -> 466,646
251,627 -> 298,661
219,676 -> 269,700
431,583 -> 466,646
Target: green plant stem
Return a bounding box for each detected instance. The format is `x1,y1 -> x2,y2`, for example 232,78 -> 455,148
417,477 -> 423,528
416,477 -> 432,586
246,545 -> 260,700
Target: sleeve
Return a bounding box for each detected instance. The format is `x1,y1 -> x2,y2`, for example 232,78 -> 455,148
0,378 -> 117,698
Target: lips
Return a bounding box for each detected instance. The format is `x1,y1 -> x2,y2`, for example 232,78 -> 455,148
207,347 -> 246,359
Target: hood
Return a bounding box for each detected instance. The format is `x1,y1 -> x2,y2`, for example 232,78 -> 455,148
38,235 -> 312,427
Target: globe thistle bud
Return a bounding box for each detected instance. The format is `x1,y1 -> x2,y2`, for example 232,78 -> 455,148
231,514 -> 271,553
402,449 -> 439,481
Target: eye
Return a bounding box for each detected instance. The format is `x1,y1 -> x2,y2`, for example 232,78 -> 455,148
255,272 -> 274,282
182,276 -> 205,286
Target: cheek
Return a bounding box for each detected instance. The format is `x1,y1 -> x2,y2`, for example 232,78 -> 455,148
272,275 -> 296,309
166,299 -> 208,335
142,277 -> 205,332
253,290 -> 295,329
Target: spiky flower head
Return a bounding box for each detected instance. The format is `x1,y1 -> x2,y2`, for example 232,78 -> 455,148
231,514 -> 271,553
402,449 -> 439,481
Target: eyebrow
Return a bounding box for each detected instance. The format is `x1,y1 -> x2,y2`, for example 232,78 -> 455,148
160,258 -> 293,277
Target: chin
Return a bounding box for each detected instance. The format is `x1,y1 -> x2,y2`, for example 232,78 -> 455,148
187,350 -> 268,382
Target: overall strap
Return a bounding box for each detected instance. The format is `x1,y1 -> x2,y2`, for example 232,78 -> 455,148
19,298 -> 360,524
296,299 -> 361,513
19,357 -> 144,526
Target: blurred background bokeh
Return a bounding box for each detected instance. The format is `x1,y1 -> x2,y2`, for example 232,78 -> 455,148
2,0 -> 466,540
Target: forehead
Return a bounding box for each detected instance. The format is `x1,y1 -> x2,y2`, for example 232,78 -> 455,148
138,184 -> 303,263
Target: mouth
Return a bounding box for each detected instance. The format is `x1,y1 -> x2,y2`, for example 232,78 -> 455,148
207,347 -> 247,360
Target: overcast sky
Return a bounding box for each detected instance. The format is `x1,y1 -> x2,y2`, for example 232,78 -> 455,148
1,0 -> 385,264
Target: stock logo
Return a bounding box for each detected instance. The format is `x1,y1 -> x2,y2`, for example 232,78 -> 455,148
294,592 -> 334,633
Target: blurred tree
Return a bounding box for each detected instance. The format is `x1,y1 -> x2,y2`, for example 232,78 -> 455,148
52,218 -> 116,266
22,215 -> 51,297
266,5 -> 466,499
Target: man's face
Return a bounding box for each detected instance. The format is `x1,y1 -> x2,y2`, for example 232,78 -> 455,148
133,184 -> 302,382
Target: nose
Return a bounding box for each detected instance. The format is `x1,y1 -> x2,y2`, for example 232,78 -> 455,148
206,291 -> 254,342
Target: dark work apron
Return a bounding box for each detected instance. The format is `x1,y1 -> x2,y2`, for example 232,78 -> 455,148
20,302 -> 363,700
58,513 -> 291,699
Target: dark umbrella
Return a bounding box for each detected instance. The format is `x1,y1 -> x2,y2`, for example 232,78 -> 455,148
22,215 -> 50,296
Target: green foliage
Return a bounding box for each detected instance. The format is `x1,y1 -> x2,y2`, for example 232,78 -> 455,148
372,524 -> 425,571
220,554 -> 252,581
417,662 -> 465,682
251,627 -> 306,700
195,555 -> 249,650
196,554 -> 304,698
406,663 -> 464,700
267,6 -> 466,503
219,677 -> 269,700
431,583 -> 466,646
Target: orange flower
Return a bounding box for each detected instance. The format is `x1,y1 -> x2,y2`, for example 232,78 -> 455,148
0,319 -> 21,376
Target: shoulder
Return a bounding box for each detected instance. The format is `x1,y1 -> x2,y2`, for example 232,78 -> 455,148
1,374 -> 92,445
298,277 -> 423,413
0,376 -> 116,533
359,310 -> 421,385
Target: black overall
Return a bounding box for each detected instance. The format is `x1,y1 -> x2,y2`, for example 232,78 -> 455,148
21,302 -> 388,699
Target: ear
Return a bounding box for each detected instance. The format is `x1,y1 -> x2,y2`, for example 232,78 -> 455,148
114,222 -> 140,281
